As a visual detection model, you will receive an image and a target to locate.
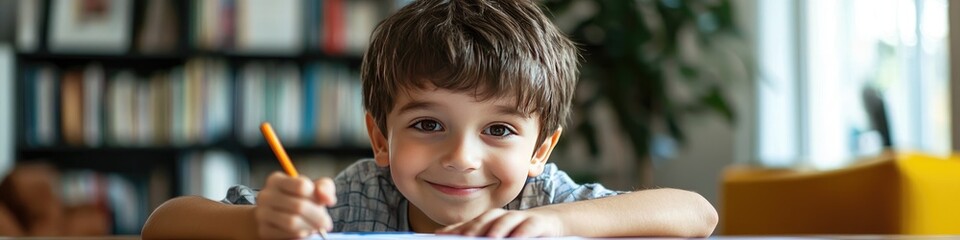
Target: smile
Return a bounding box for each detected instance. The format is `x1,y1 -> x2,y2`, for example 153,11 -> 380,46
426,181 -> 488,197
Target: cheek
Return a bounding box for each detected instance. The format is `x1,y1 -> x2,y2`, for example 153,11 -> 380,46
388,135 -> 433,179
489,145 -> 536,188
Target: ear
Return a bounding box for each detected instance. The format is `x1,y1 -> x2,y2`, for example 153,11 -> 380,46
365,113 -> 390,167
529,128 -> 562,177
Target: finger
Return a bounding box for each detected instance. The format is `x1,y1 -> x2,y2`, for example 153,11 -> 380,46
260,209 -> 316,234
266,172 -> 313,197
457,209 -> 506,237
313,178 -> 337,206
255,207 -> 315,239
259,195 -> 328,231
301,207 -> 333,233
437,221 -> 465,234
258,224 -> 312,239
484,212 -> 529,238
509,218 -> 545,238
258,191 -> 309,214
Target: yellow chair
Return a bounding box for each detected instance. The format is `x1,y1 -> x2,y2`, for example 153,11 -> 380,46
721,153 -> 960,235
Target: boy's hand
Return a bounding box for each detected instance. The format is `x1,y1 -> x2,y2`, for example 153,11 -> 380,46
254,172 -> 337,239
437,208 -> 564,238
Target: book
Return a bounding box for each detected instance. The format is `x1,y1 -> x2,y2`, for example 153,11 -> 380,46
202,59 -> 233,144
61,70 -> 84,146
137,0 -> 179,53
301,63 -> 319,145
316,63 -> 340,146
136,73 -> 155,146
15,0 -> 43,52
83,64 -> 104,147
199,151 -> 247,200
106,71 -> 136,146
345,0 -> 379,55
22,58 -> 373,148
303,0 -> 323,51
277,64 -> 303,144
184,60 -> 202,144
236,0 -> 303,54
322,0 -> 345,55
169,67 -> 187,146
151,72 -> 169,145
35,66 -> 59,146
180,150 -> 248,200
240,62 -> 266,146
195,0 -> 219,50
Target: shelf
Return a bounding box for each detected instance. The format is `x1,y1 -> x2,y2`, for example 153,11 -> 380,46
200,51 -> 364,64
16,145 -> 372,172
18,145 -> 372,158
17,52 -> 189,61
16,151 -> 173,174
8,0 -> 390,233
16,50 -> 364,65
240,145 -> 373,158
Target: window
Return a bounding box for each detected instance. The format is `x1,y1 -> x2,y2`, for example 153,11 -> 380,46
756,0 -> 950,168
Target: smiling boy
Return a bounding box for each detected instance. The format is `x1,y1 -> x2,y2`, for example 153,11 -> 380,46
141,0 -> 718,239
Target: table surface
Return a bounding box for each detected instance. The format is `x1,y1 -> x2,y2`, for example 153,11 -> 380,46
1,235 -> 958,239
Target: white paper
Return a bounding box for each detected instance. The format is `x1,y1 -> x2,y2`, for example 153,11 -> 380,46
308,232 -> 583,240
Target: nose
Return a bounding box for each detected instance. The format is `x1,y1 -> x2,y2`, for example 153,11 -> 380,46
441,134 -> 481,172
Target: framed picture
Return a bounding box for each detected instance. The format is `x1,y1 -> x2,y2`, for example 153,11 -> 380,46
48,0 -> 132,54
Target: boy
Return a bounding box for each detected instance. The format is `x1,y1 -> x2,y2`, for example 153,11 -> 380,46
141,0 -> 718,238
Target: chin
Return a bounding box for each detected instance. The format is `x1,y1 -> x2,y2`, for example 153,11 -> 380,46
428,208 -> 483,225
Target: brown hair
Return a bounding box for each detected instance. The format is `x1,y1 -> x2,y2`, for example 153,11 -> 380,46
361,0 -> 579,148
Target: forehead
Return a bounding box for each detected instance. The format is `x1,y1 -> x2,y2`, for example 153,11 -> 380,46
393,86 -> 521,112
389,87 -> 542,129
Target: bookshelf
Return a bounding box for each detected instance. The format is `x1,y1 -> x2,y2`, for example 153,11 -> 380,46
13,0 -> 398,234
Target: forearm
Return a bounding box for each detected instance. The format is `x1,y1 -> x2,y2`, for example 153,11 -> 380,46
0,203 -> 23,236
535,188 -> 718,237
141,196 -> 258,240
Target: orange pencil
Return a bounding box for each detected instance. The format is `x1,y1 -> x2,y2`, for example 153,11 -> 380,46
259,122 -> 328,240
260,122 -> 298,177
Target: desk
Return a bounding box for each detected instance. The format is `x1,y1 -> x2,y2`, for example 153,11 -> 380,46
0,237 -> 138,240
719,236 -> 958,240
1,235 -> 958,239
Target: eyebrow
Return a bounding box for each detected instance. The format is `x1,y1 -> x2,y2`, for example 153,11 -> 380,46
495,105 -> 528,119
396,100 -> 528,118
397,100 -> 438,114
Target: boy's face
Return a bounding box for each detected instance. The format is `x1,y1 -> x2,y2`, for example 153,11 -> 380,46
366,87 -> 561,227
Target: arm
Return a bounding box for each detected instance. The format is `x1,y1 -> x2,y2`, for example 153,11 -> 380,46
141,196 -> 258,240
539,188 -> 718,237
0,203 -> 24,236
440,188 -> 718,238
142,173 -> 337,240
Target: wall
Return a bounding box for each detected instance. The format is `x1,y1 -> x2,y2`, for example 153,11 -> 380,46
0,43 -> 12,178
951,0 -> 960,152
650,0 -> 757,234
0,0 -> 12,178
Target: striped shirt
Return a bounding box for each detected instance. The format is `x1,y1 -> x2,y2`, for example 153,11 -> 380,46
222,159 -> 623,232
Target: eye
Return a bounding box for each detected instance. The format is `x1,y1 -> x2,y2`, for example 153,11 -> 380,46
410,119 -> 444,132
482,124 -> 516,137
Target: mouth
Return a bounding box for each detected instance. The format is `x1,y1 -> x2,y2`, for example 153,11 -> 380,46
426,181 -> 489,197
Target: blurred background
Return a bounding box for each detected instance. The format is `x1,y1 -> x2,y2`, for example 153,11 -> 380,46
0,0 -> 956,237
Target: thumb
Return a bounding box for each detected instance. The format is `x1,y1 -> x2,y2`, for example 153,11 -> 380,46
313,178 -> 337,206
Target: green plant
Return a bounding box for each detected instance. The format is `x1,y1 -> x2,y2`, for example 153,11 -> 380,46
544,0 -> 752,182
